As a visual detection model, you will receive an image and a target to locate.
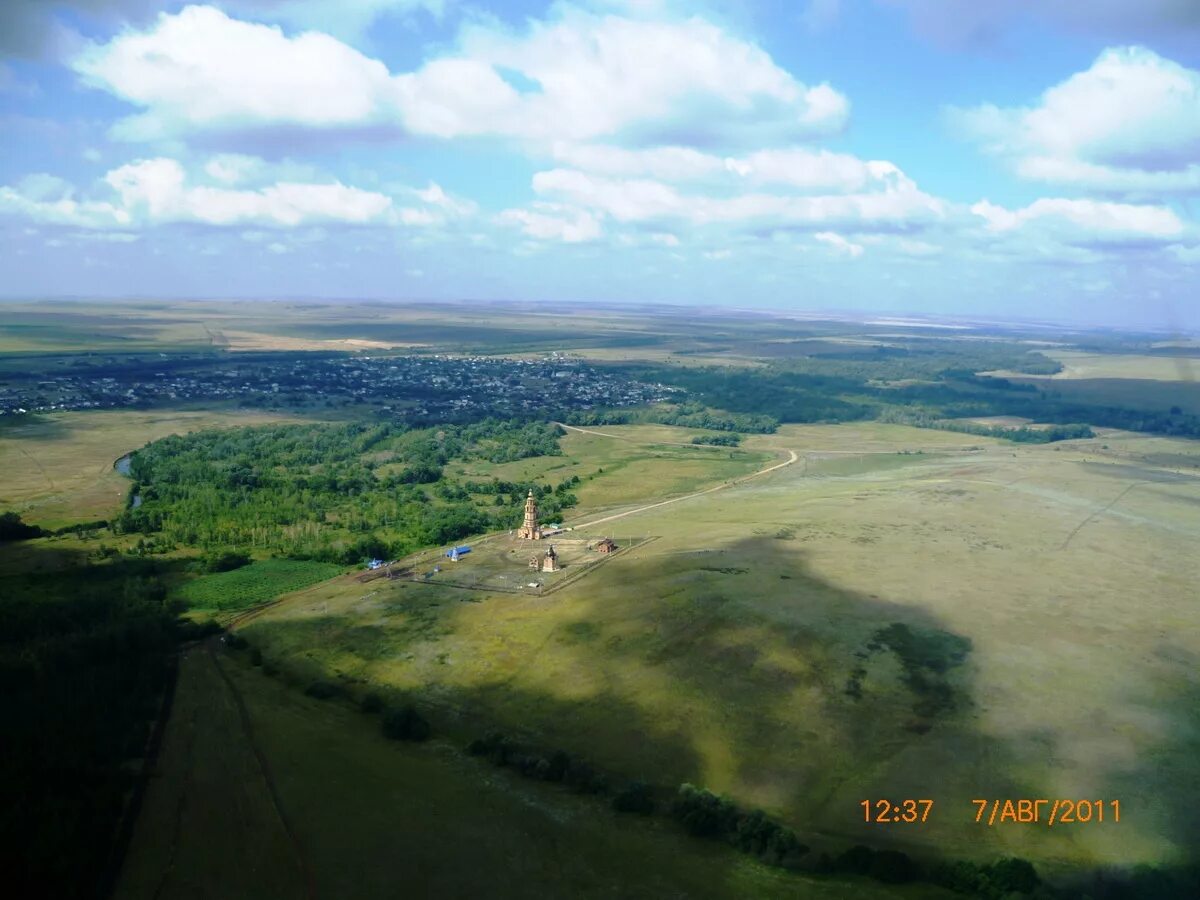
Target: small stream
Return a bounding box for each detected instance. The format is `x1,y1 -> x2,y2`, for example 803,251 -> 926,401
114,454 -> 142,508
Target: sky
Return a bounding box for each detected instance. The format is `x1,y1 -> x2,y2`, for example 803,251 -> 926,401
1,1 -> 1198,329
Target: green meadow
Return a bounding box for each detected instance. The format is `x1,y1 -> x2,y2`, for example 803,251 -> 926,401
175,559 -> 344,611
240,422 -> 1200,876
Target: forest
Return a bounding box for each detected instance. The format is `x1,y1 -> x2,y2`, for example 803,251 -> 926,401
116,419 -> 579,562
616,341 -> 1200,439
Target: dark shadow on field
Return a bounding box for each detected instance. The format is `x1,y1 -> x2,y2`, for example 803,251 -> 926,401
0,410 -> 70,441
239,536 -> 1200,874
0,540 -> 188,899
1099,645 -> 1200,852
242,539 -> 987,812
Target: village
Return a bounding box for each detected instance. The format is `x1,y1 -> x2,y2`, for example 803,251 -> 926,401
0,352 -> 680,419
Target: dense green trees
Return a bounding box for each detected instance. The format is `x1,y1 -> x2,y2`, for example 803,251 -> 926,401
691,433 -> 741,446
115,419 -> 576,561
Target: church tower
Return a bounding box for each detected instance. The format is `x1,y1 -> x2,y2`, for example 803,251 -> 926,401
516,489 -> 543,540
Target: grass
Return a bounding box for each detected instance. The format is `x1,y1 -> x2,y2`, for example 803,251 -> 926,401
1039,350 -> 1200,381
0,408 -> 308,529
116,643 -> 932,899
175,559 -> 343,611
241,421 -> 1200,877
457,425 -> 775,518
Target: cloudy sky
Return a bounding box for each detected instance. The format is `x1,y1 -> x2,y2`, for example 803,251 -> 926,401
1,0 -> 1198,328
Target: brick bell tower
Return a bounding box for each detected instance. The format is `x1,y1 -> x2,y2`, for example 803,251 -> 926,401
516,489 -> 544,540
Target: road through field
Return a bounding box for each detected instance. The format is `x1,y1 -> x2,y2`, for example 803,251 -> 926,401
556,422 -> 799,530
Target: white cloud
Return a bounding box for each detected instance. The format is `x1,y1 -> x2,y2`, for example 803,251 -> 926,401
103,157 -> 394,226
550,142 -> 900,194
549,142 -> 724,181
526,165 -> 944,229
815,231 -> 864,257
204,153 -> 265,185
74,5 -> 398,140
970,198 -> 1185,240
1168,243 -> 1200,264
953,47 -> 1200,193
496,202 -> 603,243
0,156 -> 463,231
74,4 -> 848,148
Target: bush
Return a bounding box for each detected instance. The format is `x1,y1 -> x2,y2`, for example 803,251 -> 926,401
986,857 -> 1039,894
304,681 -> 340,700
0,511 -> 44,541
381,705 -> 430,742
869,849 -> 918,884
731,809 -> 807,866
562,758 -> 607,795
203,550 -> 251,573
545,750 -> 570,782
613,781 -> 655,815
249,647 -> 263,666
360,691 -> 384,713
835,844 -> 875,875
671,784 -> 739,838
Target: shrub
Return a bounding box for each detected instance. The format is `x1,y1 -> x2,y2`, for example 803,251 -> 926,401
986,857 -> 1039,894
0,511 -> 44,541
671,784 -> 739,838
545,750 -> 570,782
835,844 -> 875,875
613,781 -> 655,815
360,691 -> 384,713
203,550 -> 251,573
869,849 -> 918,884
730,809 -> 807,866
249,647 -> 263,666
381,705 -> 430,742
304,681 -> 340,700
562,758 -> 607,794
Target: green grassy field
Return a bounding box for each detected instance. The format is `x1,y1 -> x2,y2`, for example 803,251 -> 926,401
455,425 -> 774,517
240,422 -> 1200,879
0,408 -> 308,529
116,642 -> 938,899
176,560 -> 345,611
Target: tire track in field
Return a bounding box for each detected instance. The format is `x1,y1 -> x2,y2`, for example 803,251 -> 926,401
14,444 -> 56,492
1059,481 -> 1149,551
206,640 -> 319,900
570,447 -> 798,531
555,422 -> 799,530
150,660 -> 198,900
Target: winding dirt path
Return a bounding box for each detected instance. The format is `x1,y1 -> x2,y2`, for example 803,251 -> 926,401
555,422 -> 799,531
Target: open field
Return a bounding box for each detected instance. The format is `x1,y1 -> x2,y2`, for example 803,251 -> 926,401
116,641 -> 930,900
240,422 -> 1200,877
987,349 -> 1200,382
0,408 -> 308,529
456,426 -> 774,517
